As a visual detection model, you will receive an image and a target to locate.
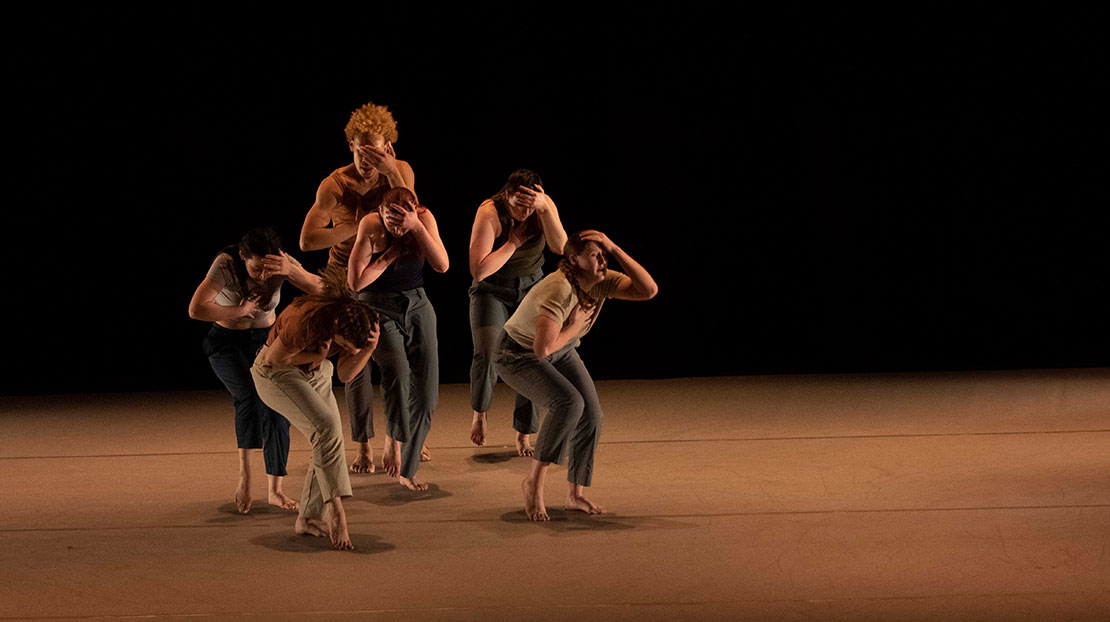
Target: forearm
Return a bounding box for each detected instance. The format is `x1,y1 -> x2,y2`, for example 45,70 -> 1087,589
534,323 -> 584,358
539,208 -> 567,255
336,347 -> 375,383
285,260 -> 323,295
350,254 -> 395,291
471,242 -> 518,281
411,225 -> 449,272
300,224 -> 355,252
611,246 -> 658,298
189,301 -> 247,323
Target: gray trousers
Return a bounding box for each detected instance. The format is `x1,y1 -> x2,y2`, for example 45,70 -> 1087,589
468,271 -> 542,433
345,358 -> 375,443
251,354 -> 353,520
362,287 -> 438,479
492,333 -> 603,486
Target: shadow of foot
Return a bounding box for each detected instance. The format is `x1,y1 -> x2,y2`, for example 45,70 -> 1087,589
354,482 -> 453,507
470,451 -> 517,464
249,532 -> 396,555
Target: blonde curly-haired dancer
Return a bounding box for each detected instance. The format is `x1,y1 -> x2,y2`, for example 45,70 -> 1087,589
299,102 -> 422,475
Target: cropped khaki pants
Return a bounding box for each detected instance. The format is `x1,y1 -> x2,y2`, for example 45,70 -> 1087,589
251,349 -> 352,520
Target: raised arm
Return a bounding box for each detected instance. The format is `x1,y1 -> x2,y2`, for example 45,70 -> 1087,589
348,215 -> 396,291
261,251 -> 323,295
384,205 -> 449,273
581,230 -> 658,301
520,185 -> 567,254
469,201 -> 522,281
188,277 -> 260,322
334,325 -> 379,383
300,178 -> 355,251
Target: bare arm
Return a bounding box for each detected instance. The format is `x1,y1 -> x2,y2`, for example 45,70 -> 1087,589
396,207 -> 449,273
348,215 -> 398,291
188,277 -> 260,322
334,325 -> 380,383
300,178 -> 356,251
524,186 -> 568,254
468,201 -> 520,280
261,251 -> 322,295
532,306 -> 593,358
582,231 -> 658,301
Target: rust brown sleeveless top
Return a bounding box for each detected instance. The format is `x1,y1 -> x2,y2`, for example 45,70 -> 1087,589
326,170 -> 393,269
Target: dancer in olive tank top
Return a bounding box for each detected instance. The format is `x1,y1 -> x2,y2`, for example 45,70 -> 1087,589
467,169 -> 567,455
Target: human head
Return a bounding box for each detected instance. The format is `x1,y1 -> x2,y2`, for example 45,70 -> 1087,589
237,227 -> 282,280
558,232 -> 607,307
345,102 -> 399,180
494,169 -> 543,221
333,301 -> 378,350
378,186 -> 419,238
563,231 -> 606,276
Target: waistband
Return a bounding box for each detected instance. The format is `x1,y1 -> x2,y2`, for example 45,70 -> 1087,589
210,323 -> 272,336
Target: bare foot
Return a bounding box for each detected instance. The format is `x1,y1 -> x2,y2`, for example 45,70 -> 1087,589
382,438 -> 401,477
294,515 -> 328,538
421,442 -> 431,462
515,432 -> 534,457
566,494 -> 605,515
349,453 -> 375,474
325,505 -> 354,551
267,491 -> 299,510
521,475 -> 548,521
234,478 -> 252,514
399,475 -> 429,491
470,411 -> 488,446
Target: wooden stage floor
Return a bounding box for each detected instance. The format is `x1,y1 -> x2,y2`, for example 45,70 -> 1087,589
1,370 -> 1109,620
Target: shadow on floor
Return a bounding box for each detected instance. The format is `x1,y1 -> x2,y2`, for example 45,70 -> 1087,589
352,481 -> 453,507
249,531 -> 395,555
203,502 -> 299,524
470,450 -> 519,465
495,510 -> 698,536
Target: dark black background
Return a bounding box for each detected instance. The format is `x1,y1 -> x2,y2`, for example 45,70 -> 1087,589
3,5 -> 1108,396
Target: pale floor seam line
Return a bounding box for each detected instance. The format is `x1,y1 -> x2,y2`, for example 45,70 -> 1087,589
4,427 -> 1110,460
3,591 -> 1110,620
3,504 -> 1109,534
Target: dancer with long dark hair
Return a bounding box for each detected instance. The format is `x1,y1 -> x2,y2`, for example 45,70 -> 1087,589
299,101 -> 416,474
493,231 -> 657,521
250,268 -> 379,550
467,169 -> 566,455
348,186 -> 448,490
188,227 -> 321,514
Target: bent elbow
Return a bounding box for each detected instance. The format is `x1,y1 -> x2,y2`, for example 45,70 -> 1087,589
643,283 -> 659,300
433,258 -> 450,273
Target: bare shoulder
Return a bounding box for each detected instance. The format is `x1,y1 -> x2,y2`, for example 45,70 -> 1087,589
475,199 -> 499,231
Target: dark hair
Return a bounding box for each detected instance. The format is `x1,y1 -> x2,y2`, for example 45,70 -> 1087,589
490,169 -> 544,243
298,264 -> 379,349
558,231 -> 602,310
217,227 -> 283,300
377,186 -> 422,257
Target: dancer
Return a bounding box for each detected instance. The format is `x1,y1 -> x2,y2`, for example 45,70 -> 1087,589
250,268 -> 379,550
467,169 -> 567,455
299,101 -> 417,474
493,231 -> 657,521
188,227 -> 322,514
348,186 -> 448,490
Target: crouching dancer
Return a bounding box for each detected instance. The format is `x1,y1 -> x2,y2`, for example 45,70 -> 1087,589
251,268 -> 379,549
493,231 -> 657,521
